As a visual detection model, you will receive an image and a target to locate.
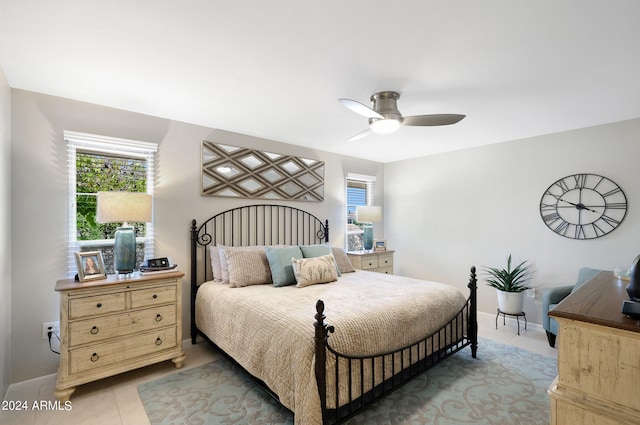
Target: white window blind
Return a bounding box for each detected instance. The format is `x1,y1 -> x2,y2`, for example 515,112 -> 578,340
346,173 -> 376,214
66,131 -> 158,276
345,173 -> 376,251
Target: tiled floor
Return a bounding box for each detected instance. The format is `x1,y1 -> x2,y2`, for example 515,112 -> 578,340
1,311 -> 557,425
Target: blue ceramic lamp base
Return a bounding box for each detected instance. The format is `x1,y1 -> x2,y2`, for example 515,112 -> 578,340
114,226 -> 136,274
362,224 -> 373,251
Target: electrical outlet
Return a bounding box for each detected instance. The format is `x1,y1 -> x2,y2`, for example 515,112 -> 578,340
42,321 -> 60,339
526,288 -> 536,299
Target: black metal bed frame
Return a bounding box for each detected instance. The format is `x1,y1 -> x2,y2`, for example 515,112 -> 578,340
190,204 -> 478,425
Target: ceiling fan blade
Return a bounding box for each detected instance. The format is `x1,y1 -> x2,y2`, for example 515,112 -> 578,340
402,114 -> 466,126
347,127 -> 373,142
339,98 -> 383,119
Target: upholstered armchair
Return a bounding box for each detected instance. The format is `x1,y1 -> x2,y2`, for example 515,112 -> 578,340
542,267 -> 605,347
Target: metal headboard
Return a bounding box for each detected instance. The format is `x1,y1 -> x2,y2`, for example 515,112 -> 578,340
190,204 -> 329,341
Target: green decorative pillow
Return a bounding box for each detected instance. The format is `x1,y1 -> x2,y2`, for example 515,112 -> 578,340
265,246 -> 303,287
299,243 -> 332,258
292,254 -> 339,288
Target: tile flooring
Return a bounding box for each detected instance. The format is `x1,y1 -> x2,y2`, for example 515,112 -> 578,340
1,311 -> 557,425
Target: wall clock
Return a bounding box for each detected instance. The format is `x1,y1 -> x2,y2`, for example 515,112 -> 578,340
540,173 -> 627,240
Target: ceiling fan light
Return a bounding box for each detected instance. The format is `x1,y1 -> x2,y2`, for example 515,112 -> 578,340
370,118 -> 402,134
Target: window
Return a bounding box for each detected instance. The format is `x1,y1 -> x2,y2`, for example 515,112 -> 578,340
345,173 -> 376,251
66,131 -> 157,276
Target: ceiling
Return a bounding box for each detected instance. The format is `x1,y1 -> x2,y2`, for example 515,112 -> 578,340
2,1 -> 640,163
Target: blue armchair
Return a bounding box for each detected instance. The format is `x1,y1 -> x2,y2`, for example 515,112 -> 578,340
542,267 -> 605,347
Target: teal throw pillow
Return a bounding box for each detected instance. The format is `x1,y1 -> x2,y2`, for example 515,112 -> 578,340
265,246 -> 303,287
299,243 -> 332,258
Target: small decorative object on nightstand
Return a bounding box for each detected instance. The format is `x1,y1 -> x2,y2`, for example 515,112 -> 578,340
374,239 -> 387,251
54,270 -> 186,402
347,250 -> 394,274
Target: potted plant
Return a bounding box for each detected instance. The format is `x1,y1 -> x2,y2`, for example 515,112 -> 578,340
484,254 -> 533,314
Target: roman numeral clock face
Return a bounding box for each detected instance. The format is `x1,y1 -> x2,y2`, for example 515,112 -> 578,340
540,174 -> 627,240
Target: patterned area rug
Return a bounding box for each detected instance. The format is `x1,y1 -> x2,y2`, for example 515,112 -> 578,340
138,338 -> 557,425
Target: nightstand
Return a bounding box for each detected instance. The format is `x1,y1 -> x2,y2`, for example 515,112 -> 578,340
347,250 -> 394,274
54,271 -> 186,401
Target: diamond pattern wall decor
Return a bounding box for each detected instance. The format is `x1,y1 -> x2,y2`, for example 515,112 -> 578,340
201,141 -> 324,201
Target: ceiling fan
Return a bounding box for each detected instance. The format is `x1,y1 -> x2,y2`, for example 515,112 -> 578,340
339,91 -> 465,142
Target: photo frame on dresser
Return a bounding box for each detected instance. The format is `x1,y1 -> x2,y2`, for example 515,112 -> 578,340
75,251 -> 106,282
374,239 -> 387,251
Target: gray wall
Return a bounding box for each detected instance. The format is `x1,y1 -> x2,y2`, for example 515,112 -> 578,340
385,118 -> 640,324
9,89 -> 383,383
0,67 -> 11,397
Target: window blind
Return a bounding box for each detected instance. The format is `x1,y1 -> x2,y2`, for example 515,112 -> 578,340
66,131 -> 158,276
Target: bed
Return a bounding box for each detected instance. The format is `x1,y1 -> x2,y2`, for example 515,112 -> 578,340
190,204 -> 478,425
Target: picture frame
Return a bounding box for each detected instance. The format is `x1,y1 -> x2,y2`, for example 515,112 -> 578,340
75,251 -> 107,282
374,239 -> 387,251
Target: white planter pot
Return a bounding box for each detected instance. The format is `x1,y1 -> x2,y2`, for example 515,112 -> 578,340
497,290 -> 525,314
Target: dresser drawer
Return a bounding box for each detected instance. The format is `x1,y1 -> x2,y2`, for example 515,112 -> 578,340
360,257 -> 379,270
69,293 -> 125,319
377,254 -> 393,267
68,304 -> 177,347
376,266 -> 393,274
130,285 -> 176,308
69,327 -> 177,374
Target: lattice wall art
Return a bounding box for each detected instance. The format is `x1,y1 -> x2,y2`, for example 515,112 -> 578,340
201,141 -> 325,201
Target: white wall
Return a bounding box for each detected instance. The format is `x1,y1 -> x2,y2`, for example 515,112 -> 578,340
385,118 -> 640,323
10,89 -> 383,383
11,85 -> 639,384
0,67 -> 11,397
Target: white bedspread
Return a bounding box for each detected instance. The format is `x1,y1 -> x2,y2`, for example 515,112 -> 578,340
195,269 -> 467,425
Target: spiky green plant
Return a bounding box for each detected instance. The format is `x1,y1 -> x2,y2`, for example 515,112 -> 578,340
484,254 -> 533,292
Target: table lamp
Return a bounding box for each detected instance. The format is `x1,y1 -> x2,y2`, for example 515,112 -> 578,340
96,191 -> 152,274
356,206 -> 381,251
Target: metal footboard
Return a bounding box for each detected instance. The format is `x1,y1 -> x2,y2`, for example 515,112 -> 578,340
315,267 -> 478,425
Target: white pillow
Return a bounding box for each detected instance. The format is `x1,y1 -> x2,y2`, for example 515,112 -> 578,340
209,246 -> 223,282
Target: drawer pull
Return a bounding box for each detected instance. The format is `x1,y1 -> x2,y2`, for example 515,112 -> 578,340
96,303 -> 102,308
368,262 -> 373,266
90,326 -> 99,335
155,314 -> 163,322
152,294 -> 158,299
90,353 -> 99,362
155,337 -> 163,346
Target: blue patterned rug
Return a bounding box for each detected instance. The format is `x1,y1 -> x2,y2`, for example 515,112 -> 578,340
138,338 -> 557,424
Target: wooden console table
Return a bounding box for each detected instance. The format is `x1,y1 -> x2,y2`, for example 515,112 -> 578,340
548,271 -> 640,425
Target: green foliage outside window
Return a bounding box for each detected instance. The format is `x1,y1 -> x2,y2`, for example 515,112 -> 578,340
76,152 -> 147,240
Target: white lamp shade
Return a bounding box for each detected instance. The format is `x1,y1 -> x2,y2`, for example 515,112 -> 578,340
96,192 -> 152,223
356,206 -> 382,223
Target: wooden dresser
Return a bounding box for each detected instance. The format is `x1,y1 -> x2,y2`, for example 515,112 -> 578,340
548,271 -> 640,425
347,250 -> 394,274
54,271 -> 186,401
